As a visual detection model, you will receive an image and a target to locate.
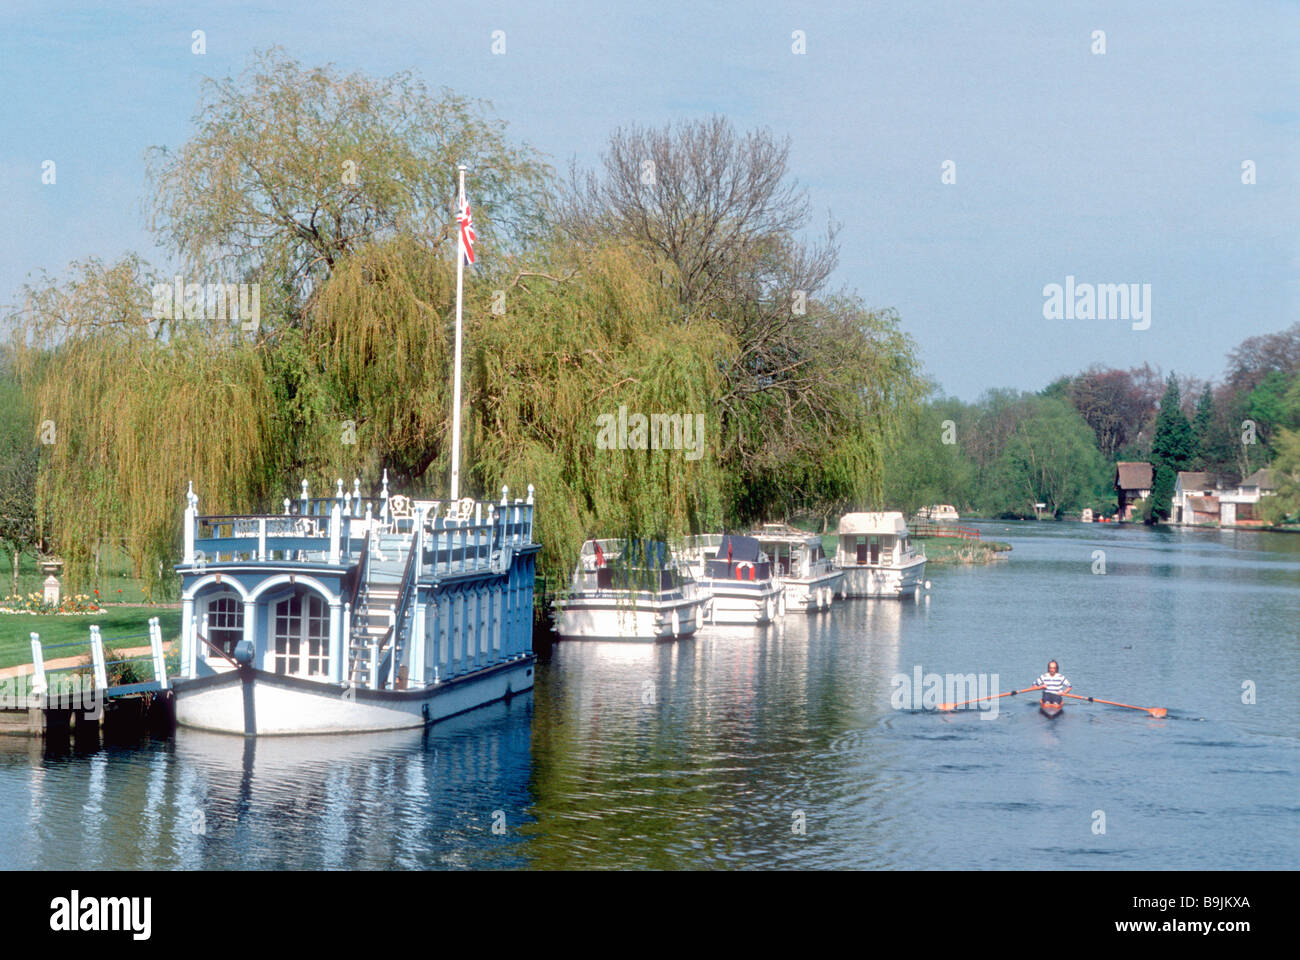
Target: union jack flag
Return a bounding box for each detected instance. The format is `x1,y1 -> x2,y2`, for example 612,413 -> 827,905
457,195 -> 476,265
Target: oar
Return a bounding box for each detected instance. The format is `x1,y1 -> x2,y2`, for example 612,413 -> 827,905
938,685 -> 1042,712
1064,692 -> 1167,718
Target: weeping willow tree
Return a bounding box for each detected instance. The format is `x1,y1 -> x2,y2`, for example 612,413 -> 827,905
8,256 -> 278,595
305,237 -> 729,580
4,51 -> 553,595
556,117 -> 925,523
470,246 -> 731,578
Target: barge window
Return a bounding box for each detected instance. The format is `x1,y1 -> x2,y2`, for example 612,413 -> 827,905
273,591 -> 330,677
206,595 -> 243,658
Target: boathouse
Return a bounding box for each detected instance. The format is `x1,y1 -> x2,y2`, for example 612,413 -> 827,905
1114,461 -> 1153,521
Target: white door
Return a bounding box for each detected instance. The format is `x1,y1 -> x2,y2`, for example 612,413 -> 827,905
272,591 -> 330,678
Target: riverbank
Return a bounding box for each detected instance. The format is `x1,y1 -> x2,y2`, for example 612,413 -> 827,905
0,609 -> 181,671
919,536 -> 1012,565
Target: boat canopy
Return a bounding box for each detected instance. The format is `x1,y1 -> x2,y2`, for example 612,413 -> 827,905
714,534 -> 762,562
837,512 -> 910,537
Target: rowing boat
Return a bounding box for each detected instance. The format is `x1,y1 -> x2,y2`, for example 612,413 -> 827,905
1039,699 -> 1063,719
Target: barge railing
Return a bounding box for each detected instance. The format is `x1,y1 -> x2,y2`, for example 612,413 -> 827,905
184,477 -> 536,575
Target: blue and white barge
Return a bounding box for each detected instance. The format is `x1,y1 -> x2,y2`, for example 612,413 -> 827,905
171,476 -> 538,735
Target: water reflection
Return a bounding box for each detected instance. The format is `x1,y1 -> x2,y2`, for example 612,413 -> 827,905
1,695 -> 535,870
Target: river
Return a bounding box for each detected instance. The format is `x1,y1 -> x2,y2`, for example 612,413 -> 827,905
2,521 -> 1296,869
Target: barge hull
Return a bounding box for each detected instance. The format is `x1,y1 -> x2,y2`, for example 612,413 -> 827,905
173,656 -> 535,736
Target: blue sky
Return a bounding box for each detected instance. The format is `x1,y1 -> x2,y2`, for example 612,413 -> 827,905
1,0 -> 1296,399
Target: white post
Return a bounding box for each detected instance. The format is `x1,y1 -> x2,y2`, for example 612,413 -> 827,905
30,633 -> 45,697
89,624 -> 108,691
329,600 -> 343,685
450,164 -> 468,500
369,642 -> 380,691
193,612 -> 208,676
329,502 -> 342,563
149,616 -> 169,689
338,602 -> 351,685
257,517 -> 267,561
241,600 -> 255,667
183,507 -> 196,565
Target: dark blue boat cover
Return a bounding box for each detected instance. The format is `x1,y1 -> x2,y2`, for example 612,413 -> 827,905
714,535 -> 761,563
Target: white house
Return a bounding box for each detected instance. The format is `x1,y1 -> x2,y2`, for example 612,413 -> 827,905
1220,469 -> 1276,526
1173,471 -> 1219,525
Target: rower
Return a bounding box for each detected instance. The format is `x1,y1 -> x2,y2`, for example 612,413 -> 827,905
1035,660 -> 1071,705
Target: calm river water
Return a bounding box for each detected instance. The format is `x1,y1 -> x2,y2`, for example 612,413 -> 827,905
2,522 -> 1296,869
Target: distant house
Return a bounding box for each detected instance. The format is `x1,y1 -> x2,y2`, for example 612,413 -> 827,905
1114,461 -> 1153,521
1220,469 -> 1276,526
1173,471 -> 1219,524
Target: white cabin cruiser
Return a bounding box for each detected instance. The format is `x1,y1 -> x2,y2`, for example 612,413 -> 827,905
918,504 -> 960,522
679,534 -> 785,625
551,539 -> 704,641
834,512 -> 927,599
754,524 -> 843,612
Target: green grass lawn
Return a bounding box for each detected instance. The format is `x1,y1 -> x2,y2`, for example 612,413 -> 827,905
0,609 -> 181,671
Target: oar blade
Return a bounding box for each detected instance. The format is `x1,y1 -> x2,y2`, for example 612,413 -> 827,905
1149,707 -> 1167,718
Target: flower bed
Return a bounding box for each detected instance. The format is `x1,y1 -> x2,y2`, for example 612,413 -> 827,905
0,592 -> 105,615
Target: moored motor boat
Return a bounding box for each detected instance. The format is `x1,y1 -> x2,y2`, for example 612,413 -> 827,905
834,512 -> 927,599
677,534 -> 784,626
1039,699 -> 1063,719
753,524 -> 843,613
551,538 -> 705,641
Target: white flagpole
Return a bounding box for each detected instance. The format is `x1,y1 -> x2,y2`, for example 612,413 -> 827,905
450,164 -> 466,501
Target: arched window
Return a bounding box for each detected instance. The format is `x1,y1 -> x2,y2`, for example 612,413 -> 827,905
206,595 -> 243,659
272,590 -> 330,678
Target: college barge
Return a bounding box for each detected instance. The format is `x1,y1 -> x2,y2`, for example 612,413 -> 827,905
171,476 -> 538,735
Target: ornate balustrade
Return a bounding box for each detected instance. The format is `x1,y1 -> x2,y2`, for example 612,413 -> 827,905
182,474 -> 535,573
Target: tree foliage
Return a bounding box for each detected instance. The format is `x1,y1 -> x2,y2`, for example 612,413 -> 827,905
146,48 -> 551,319
9,256 -> 278,594
0,352 -> 40,591
555,116 -> 921,522
1150,376 -> 1196,469
9,61 -> 923,596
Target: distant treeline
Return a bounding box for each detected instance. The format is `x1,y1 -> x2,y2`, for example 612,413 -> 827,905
883,325 -> 1300,521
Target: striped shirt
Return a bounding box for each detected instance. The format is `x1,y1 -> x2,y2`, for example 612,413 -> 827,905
1036,672 -> 1070,693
